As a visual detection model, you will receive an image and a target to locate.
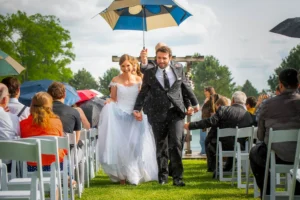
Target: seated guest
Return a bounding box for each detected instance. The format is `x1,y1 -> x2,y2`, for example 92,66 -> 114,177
246,96 -> 257,115
47,82 -> 84,187
249,68 -> 300,197
184,91 -> 255,172
20,92 -> 65,171
1,77 -> 30,120
0,83 -> 20,172
72,104 -> 90,130
215,96 -> 230,110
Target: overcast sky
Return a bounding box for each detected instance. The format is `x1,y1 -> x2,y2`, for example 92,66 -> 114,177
1,0 -> 300,91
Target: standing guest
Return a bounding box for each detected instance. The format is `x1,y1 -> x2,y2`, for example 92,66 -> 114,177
249,68 -> 300,197
134,46 -> 198,186
1,77 -> 30,120
246,96 -> 257,115
200,86 -> 221,170
0,83 -> 20,172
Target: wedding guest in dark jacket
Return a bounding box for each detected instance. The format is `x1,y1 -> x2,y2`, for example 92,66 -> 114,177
249,68 -> 300,197
184,91 -> 255,172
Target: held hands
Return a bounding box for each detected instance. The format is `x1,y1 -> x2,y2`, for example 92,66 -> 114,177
140,49 -> 148,64
193,104 -> 200,113
133,111 -> 143,121
186,107 -> 194,116
184,123 -> 190,130
4,106 -> 10,112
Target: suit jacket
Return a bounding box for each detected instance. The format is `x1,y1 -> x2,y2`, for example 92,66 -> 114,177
189,104 -> 255,145
134,63 -> 198,122
257,90 -> 300,162
140,60 -> 198,109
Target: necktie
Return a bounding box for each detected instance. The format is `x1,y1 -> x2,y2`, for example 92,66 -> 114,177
163,69 -> 170,90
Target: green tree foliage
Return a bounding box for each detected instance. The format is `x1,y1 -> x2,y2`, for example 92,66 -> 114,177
191,55 -> 236,103
99,68 -> 120,96
0,11 -> 75,82
268,45 -> 300,90
241,80 -> 259,97
69,68 -> 99,90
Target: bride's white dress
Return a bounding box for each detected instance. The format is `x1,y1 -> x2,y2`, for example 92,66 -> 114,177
97,82 -> 158,184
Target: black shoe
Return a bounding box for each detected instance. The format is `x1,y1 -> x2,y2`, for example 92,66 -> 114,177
159,179 -> 168,185
173,180 -> 185,187
223,167 -> 232,172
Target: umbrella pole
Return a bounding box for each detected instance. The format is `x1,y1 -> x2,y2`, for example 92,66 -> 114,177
142,6 -> 146,49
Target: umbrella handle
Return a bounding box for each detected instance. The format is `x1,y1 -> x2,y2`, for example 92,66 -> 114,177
142,6 -> 146,49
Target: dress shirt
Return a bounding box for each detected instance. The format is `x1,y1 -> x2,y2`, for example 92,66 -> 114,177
156,65 -> 176,88
8,98 -> 30,121
0,107 -> 20,164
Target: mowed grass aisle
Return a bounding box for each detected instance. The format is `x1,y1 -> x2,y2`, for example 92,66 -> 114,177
78,160 -> 257,200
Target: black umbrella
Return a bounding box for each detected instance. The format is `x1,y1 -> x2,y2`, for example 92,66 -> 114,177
80,97 -> 106,128
270,17 -> 300,38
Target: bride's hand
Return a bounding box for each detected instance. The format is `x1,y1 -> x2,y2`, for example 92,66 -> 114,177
104,98 -> 114,105
133,111 -> 143,121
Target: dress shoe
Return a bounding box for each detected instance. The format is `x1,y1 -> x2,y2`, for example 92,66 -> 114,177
159,180 -> 168,185
173,180 -> 185,186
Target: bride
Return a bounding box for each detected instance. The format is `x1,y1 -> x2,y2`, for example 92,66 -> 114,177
97,54 -> 158,185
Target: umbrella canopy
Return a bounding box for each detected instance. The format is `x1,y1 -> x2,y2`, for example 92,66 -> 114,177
100,0 -> 192,47
77,90 -> 98,103
20,79 -> 80,107
270,17 -> 300,38
80,97 -> 105,127
89,89 -> 104,98
0,50 -> 25,76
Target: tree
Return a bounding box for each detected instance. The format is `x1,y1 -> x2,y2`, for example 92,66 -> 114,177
0,11 -> 75,82
241,80 -> 259,97
99,68 -> 120,96
191,55 -> 236,103
69,68 -> 99,90
268,45 -> 300,90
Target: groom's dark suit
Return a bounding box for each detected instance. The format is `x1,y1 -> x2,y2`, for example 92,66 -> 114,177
134,62 -> 198,184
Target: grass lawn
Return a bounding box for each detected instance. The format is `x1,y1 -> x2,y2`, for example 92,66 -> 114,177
78,160 -> 258,200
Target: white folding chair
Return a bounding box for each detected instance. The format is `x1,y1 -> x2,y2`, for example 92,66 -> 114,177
232,126 -> 254,189
80,129 -> 89,188
90,128 -> 100,173
8,137 -> 62,200
19,136 -> 75,200
0,140 -> 45,200
262,128 -> 300,200
289,133 -> 300,200
86,129 -> 96,179
66,132 -> 82,198
215,127 -> 238,181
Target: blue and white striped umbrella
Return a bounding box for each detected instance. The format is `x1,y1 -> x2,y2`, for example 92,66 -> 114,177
99,0 -> 192,48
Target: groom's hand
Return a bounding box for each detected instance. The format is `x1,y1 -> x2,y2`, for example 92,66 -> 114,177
133,111 -> 143,121
186,107 -> 194,116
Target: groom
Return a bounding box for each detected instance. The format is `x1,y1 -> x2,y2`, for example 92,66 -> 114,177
133,46 -> 198,186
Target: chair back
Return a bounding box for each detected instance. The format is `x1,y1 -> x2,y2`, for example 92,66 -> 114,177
0,140 -> 45,200
262,128 -> 300,200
